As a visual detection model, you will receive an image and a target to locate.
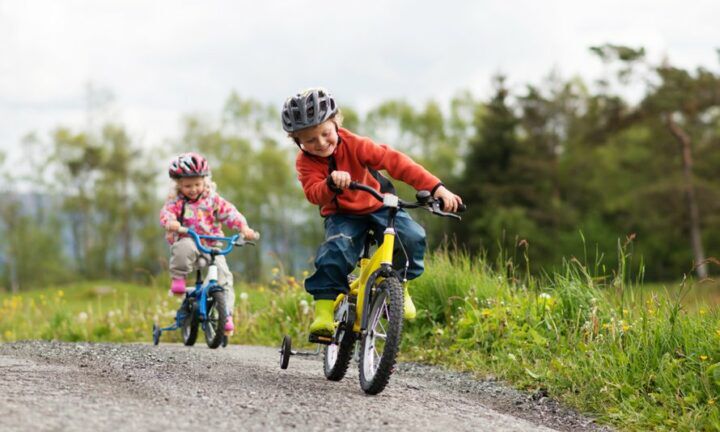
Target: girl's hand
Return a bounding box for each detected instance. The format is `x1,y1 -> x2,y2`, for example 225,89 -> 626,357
167,221 -> 181,232
330,170 -> 352,190
433,185 -> 463,213
242,227 -> 260,241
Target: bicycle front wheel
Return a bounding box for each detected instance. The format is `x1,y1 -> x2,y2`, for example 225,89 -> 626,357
181,299 -> 199,346
359,277 -> 404,395
204,291 -> 227,349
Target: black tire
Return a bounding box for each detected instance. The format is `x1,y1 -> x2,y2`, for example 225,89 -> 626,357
181,300 -> 199,346
204,291 -> 227,349
323,300 -> 356,381
359,277 -> 404,395
280,335 -> 291,370
152,324 -> 160,346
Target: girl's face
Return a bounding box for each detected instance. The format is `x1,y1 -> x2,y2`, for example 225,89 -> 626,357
295,120 -> 338,157
178,176 -> 205,200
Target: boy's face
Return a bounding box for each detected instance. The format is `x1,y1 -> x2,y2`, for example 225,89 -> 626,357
295,120 -> 338,157
178,176 -> 205,200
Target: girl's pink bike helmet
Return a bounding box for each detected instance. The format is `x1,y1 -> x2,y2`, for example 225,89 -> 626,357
168,152 -> 210,179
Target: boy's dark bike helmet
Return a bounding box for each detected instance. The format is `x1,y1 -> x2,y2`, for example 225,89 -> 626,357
281,88 -> 338,133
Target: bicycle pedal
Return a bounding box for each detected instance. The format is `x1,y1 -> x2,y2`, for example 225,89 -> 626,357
308,334 -> 333,345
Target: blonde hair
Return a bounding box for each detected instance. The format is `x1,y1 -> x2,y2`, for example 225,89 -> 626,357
288,110 -> 344,140
167,176 -> 217,200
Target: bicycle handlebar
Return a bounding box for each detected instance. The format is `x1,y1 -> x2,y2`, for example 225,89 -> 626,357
176,227 -> 253,255
348,181 -> 465,220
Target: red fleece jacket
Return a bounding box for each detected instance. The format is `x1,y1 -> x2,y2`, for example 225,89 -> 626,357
295,127 -> 442,216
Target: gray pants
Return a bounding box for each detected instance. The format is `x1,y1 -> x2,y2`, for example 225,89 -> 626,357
169,237 -> 235,313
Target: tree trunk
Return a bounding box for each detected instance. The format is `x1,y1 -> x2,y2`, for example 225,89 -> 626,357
665,113 -> 708,279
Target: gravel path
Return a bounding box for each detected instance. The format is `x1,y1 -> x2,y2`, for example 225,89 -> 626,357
0,341 -> 610,432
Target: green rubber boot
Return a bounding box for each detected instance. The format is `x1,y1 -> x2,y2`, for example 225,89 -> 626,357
309,299 -> 335,336
403,284 -> 417,321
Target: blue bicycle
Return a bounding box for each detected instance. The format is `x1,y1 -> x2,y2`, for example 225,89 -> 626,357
152,227 -> 254,349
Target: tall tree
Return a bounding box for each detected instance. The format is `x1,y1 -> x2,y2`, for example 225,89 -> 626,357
591,45 -> 720,278
178,94 -> 315,279
459,75 -> 530,255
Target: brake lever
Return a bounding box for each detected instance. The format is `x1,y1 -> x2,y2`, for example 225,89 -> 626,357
431,201 -> 462,220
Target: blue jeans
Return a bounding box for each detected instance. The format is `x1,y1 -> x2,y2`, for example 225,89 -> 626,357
305,208 -> 426,300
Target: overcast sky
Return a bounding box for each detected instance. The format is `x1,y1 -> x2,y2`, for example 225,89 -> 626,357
1,0 -> 718,165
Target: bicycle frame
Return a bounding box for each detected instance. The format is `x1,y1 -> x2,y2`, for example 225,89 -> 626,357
158,229 -> 241,333
335,199 -> 402,334
184,230 -> 239,323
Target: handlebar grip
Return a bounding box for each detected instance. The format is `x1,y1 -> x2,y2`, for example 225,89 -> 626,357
438,199 -> 467,213
177,226 -> 189,234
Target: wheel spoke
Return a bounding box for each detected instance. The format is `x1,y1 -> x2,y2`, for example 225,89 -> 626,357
377,314 -> 387,334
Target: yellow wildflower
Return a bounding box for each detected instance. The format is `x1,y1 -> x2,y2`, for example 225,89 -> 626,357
700,355 -> 708,361
480,308 -> 492,317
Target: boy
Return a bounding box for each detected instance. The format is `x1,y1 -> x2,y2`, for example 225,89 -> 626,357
282,88 -> 463,336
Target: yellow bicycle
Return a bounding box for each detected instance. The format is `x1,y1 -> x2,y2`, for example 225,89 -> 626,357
280,181 -> 464,395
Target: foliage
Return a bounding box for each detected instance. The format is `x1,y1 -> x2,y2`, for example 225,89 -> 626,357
3,47 -> 720,290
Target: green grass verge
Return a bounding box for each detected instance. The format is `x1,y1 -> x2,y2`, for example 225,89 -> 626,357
404,250 -> 720,431
0,274 -> 312,346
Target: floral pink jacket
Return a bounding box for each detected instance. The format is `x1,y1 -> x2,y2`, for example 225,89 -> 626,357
159,189 -> 248,245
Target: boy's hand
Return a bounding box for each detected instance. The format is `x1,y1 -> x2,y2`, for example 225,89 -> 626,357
166,221 -> 181,232
330,170 -> 352,190
242,227 -> 260,241
433,185 -> 463,212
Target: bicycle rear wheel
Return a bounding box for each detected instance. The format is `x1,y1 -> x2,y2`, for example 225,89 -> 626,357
204,291 -> 227,349
359,277 -> 404,395
323,297 -> 356,381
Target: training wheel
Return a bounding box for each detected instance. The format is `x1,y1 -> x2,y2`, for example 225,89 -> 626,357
280,335 -> 292,369
152,324 -> 161,346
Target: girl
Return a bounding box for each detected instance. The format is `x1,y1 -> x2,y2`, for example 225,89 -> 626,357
159,152 -> 259,334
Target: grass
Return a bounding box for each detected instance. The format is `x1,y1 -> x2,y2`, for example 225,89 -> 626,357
404,250 -> 720,431
0,272 -> 313,346
1,252 -> 719,430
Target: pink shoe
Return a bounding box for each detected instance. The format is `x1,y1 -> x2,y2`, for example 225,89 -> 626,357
170,278 -> 186,295
224,316 -> 234,333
